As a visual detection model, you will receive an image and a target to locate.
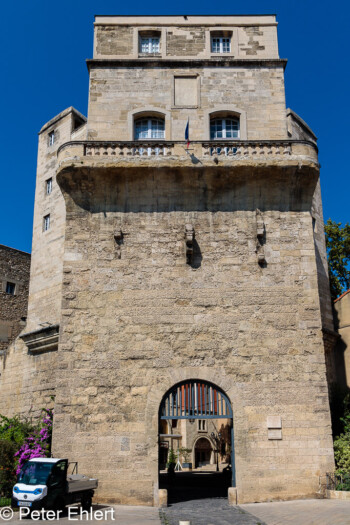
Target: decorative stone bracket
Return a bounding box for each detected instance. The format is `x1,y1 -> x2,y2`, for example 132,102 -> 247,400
20,324 -> 59,354
114,229 -> 124,259
255,209 -> 266,264
185,224 -> 195,264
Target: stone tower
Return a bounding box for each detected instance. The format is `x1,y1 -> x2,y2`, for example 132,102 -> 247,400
0,15 -> 336,505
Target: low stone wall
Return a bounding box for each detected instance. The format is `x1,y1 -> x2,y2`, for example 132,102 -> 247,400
326,490 -> 350,500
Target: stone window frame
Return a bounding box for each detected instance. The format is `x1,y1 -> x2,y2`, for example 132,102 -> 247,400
5,281 -> 16,295
172,74 -> 201,109
128,108 -> 172,141
197,419 -> 207,432
205,28 -> 238,58
204,106 -> 247,141
46,178 -> 53,196
134,28 -> 166,58
43,214 -> 51,232
48,130 -> 55,147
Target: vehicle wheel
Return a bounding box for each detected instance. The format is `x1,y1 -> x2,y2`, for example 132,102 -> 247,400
54,497 -> 66,513
81,497 -> 92,511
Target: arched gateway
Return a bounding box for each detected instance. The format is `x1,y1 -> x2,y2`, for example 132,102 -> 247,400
159,380 -> 236,493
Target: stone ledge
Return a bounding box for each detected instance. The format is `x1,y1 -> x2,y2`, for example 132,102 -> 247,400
326,490 -> 350,500
87,58 -> 288,70
20,324 -> 60,354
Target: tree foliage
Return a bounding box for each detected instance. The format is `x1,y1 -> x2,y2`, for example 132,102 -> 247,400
334,393 -> 350,475
325,219 -> 350,300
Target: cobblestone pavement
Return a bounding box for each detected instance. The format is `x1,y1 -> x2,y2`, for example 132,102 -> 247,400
161,498 -> 265,525
240,499 -> 350,525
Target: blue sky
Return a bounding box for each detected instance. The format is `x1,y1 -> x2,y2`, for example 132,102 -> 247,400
1,0 -> 349,253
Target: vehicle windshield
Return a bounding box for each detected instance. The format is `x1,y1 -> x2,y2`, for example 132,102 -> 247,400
18,462 -> 54,486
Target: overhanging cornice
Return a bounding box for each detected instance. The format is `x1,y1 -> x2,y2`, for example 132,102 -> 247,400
86,58 -> 288,71
20,325 -> 60,354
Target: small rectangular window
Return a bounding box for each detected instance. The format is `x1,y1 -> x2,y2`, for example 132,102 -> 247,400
48,131 -> 55,146
43,214 -> 50,231
198,420 -> 207,431
211,36 -> 231,54
6,282 -> 16,295
139,35 -> 160,54
46,178 -> 52,195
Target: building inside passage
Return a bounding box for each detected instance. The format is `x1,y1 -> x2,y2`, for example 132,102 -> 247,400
0,15 -> 338,505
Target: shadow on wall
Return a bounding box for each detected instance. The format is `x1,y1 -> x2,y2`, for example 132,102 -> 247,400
57,166 -> 319,216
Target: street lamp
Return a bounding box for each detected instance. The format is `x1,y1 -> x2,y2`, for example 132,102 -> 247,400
211,431 -> 222,472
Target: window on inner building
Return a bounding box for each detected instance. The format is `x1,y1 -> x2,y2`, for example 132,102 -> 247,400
43,214 -> 51,231
139,35 -> 160,54
6,282 -> 16,295
48,131 -> 55,146
46,178 -> 52,195
198,420 -> 207,431
211,36 -> 231,53
210,117 -> 240,139
134,117 -> 165,140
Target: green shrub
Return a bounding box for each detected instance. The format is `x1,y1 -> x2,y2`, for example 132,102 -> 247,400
0,440 -> 17,498
334,432 -> 350,474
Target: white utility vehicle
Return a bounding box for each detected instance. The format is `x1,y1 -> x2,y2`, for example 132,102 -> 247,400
12,458 -> 98,511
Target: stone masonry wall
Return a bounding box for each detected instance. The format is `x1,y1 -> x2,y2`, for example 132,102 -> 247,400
27,109 -> 86,332
0,245 -> 30,351
51,164 -> 335,505
166,27 -> 206,56
0,337 -> 57,418
87,65 -> 287,141
93,18 -> 279,59
95,26 -> 134,56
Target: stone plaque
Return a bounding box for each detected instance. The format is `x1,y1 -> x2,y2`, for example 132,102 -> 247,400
174,76 -> 198,106
268,429 -> 282,440
267,416 -> 282,429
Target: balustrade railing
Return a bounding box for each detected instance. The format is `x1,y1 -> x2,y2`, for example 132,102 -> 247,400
85,142 -> 174,157
57,139 -> 317,162
202,141 -> 292,157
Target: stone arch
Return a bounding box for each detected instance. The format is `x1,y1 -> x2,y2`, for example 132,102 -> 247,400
144,367 -> 236,505
204,105 -> 247,140
192,435 -> 215,467
127,107 -> 172,140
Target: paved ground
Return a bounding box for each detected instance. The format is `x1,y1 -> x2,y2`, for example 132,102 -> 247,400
241,498 -> 350,525
161,498 -> 265,525
162,498 -> 350,525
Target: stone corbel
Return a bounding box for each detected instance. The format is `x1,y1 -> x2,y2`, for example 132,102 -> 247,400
256,209 -> 264,239
114,229 -> 124,259
185,224 -> 195,264
255,209 -> 266,264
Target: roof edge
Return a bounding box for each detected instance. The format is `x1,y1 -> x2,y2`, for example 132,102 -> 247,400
334,289 -> 350,303
286,108 -> 317,141
0,244 -> 31,256
39,107 -> 87,135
